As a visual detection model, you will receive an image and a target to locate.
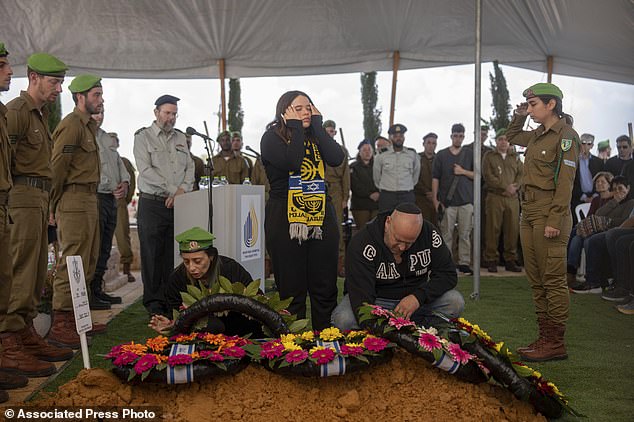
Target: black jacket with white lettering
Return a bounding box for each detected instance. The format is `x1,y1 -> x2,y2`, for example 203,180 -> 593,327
345,212 -> 457,319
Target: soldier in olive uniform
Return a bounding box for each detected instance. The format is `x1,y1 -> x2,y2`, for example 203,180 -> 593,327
507,83 -> 579,362
48,74 -> 106,349
113,141 -> 137,282
0,43 -> 31,403
212,130 -> 250,184
185,133 -> 205,190
482,128 -> 523,273
3,53 -> 73,377
323,120 -> 350,277
414,132 -> 438,226
231,131 -> 254,177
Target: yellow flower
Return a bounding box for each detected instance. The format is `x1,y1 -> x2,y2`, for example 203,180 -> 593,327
121,342 -> 148,355
319,327 -> 342,341
280,334 -> 298,344
145,336 -> 169,352
282,341 -> 301,351
345,342 -> 362,348
346,330 -> 367,338
532,371 -> 542,379
493,342 -> 503,352
309,346 -> 325,354
300,331 -> 315,341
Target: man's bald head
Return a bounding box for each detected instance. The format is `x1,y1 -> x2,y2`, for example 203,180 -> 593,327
384,203 -> 423,255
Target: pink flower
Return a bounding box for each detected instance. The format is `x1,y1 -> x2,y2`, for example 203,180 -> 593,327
448,343 -> 473,365
226,335 -> 249,347
260,341 -> 285,359
207,351 -> 225,362
369,304 -> 391,317
167,353 -> 193,366
133,354 -> 160,374
198,350 -> 212,358
388,317 -> 415,330
113,351 -> 139,366
222,346 -> 246,358
105,344 -> 125,359
363,337 -> 390,352
284,349 -> 309,363
418,333 -> 442,352
311,348 -> 336,365
340,345 -> 364,357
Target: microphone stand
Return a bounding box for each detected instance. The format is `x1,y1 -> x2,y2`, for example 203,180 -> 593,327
202,135 -> 215,233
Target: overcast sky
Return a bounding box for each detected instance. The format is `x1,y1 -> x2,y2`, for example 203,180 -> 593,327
3,62 -> 633,163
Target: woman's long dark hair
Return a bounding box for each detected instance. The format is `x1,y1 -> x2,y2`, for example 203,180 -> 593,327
266,90 -> 314,143
537,95 -> 574,126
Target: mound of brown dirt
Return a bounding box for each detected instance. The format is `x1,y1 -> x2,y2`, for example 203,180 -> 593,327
36,350 -> 546,421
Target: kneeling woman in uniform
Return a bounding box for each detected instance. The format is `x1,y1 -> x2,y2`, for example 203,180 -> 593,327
148,227 -> 263,337
506,83 -> 579,362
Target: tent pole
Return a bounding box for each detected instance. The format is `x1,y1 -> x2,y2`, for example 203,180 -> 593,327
472,0 -> 482,300
547,56 -> 554,83
219,58 -> 227,131
389,51 -> 400,127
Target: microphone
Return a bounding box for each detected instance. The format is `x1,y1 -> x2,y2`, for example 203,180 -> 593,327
186,127 -> 213,141
245,145 -> 261,158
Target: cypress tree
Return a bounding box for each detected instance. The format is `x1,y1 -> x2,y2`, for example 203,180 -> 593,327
228,78 -> 244,133
47,95 -> 62,132
489,61 -> 511,132
360,72 -> 381,141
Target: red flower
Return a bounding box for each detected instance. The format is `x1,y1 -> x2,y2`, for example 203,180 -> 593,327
167,353 -> 193,366
113,351 -> 138,366
340,345 -> 364,357
363,336 -> 389,352
284,349 -> 309,363
260,341 -> 285,359
311,348 -> 336,365
222,346 -> 246,358
133,354 -> 160,374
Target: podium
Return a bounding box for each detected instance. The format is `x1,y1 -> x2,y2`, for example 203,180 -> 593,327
174,185 -> 265,291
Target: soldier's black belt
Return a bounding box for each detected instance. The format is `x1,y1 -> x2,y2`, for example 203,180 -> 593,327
13,175 -> 52,192
0,191 -> 8,206
64,183 -> 97,193
520,188 -> 553,202
139,192 -> 168,201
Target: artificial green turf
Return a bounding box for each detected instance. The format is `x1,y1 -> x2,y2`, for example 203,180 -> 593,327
34,276 -> 634,421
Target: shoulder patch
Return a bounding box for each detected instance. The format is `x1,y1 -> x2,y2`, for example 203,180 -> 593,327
175,128 -> 184,134
134,127 -> 147,136
432,230 -> 442,248
362,244 -> 376,261
561,138 -> 572,152
62,144 -> 77,154
563,159 -> 576,168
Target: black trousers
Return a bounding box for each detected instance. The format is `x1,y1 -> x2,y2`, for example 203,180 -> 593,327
94,193 -> 118,283
137,196 -> 174,314
378,190 -> 415,212
265,198 -> 339,330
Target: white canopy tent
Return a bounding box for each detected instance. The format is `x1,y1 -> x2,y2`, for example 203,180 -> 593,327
2,0 -> 632,297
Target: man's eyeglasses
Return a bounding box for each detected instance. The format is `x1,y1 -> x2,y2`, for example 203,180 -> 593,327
581,141 -> 593,145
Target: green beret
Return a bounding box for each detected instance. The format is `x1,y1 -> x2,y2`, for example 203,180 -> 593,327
496,128 -> 507,138
27,53 -> 67,77
231,131 -> 242,139
597,140 -> 610,151
323,120 -> 336,129
481,124 -> 489,131
68,74 -> 102,93
175,226 -> 215,253
522,82 -> 563,100
0,43 -> 8,57
217,130 -> 231,139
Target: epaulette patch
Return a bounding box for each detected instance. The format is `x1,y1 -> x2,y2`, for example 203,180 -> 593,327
62,144 -> 76,154
8,134 -> 18,144
134,127 -> 147,136
561,138 -> 572,152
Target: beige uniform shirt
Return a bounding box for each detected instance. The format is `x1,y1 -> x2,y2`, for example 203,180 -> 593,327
6,91 -> 52,179
134,122 -> 194,196
120,156 -> 136,203
50,107 -> 100,211
96,128 -> 130,193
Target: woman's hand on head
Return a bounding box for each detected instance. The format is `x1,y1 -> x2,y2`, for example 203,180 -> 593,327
514,102 -> 528,116
310,103 -> 321,117
282,105 -> 302,124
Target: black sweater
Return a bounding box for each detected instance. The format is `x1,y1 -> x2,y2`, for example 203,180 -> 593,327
345,212 -> 457,320
260,115 -> 344,200
350,156 -> 379,211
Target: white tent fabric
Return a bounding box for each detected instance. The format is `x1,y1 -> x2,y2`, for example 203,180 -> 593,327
1,0 -> 633,84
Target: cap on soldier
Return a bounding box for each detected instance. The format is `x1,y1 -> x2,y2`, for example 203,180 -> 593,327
175,226 -> 215,253
522,82 -> 563,100
68,74 -> 102,93
388,124 -> 407,135
597,139 -> 610,151
323,120 -> 336,129
357,139 -> 372,150
481,124 -> 489,131
154,94 -> 180,107
231,131 -> 242,139
496,128 -> 507,138
27,53 -> 68,77
218,130 -> 231,139
0,43 -> 8,57
422,132 -> 438,140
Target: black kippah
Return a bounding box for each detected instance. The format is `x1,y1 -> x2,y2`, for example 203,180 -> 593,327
394,203 -> 421,215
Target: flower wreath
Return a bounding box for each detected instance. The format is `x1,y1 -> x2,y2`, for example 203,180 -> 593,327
244,327 -> 395,377
105,332 -> 251,384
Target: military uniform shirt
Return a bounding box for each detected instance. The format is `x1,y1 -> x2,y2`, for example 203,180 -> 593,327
325,144 -> 350,202
211,152 -> 250,184
50,107 -> 100,212
134,122 -> 194,196
0,102 -> 11,192
95,128 -> 130,194
373,147 -> 420,192
414,152 -> 434,199
6,91 -> 52,179
482,149 -> 523,195
120,156 -> 136,203
506,114 -> 579,229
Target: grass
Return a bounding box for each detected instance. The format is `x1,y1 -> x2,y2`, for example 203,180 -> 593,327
33,276 -> 633,421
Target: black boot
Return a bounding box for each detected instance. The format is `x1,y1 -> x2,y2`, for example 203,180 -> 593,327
91,278 -> 122,305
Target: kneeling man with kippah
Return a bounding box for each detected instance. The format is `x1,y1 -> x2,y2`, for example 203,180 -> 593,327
331,203 -> 464,330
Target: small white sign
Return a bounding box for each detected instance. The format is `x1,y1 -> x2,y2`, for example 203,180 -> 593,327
240,195 -> 262,262
66,255 -> 93,335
